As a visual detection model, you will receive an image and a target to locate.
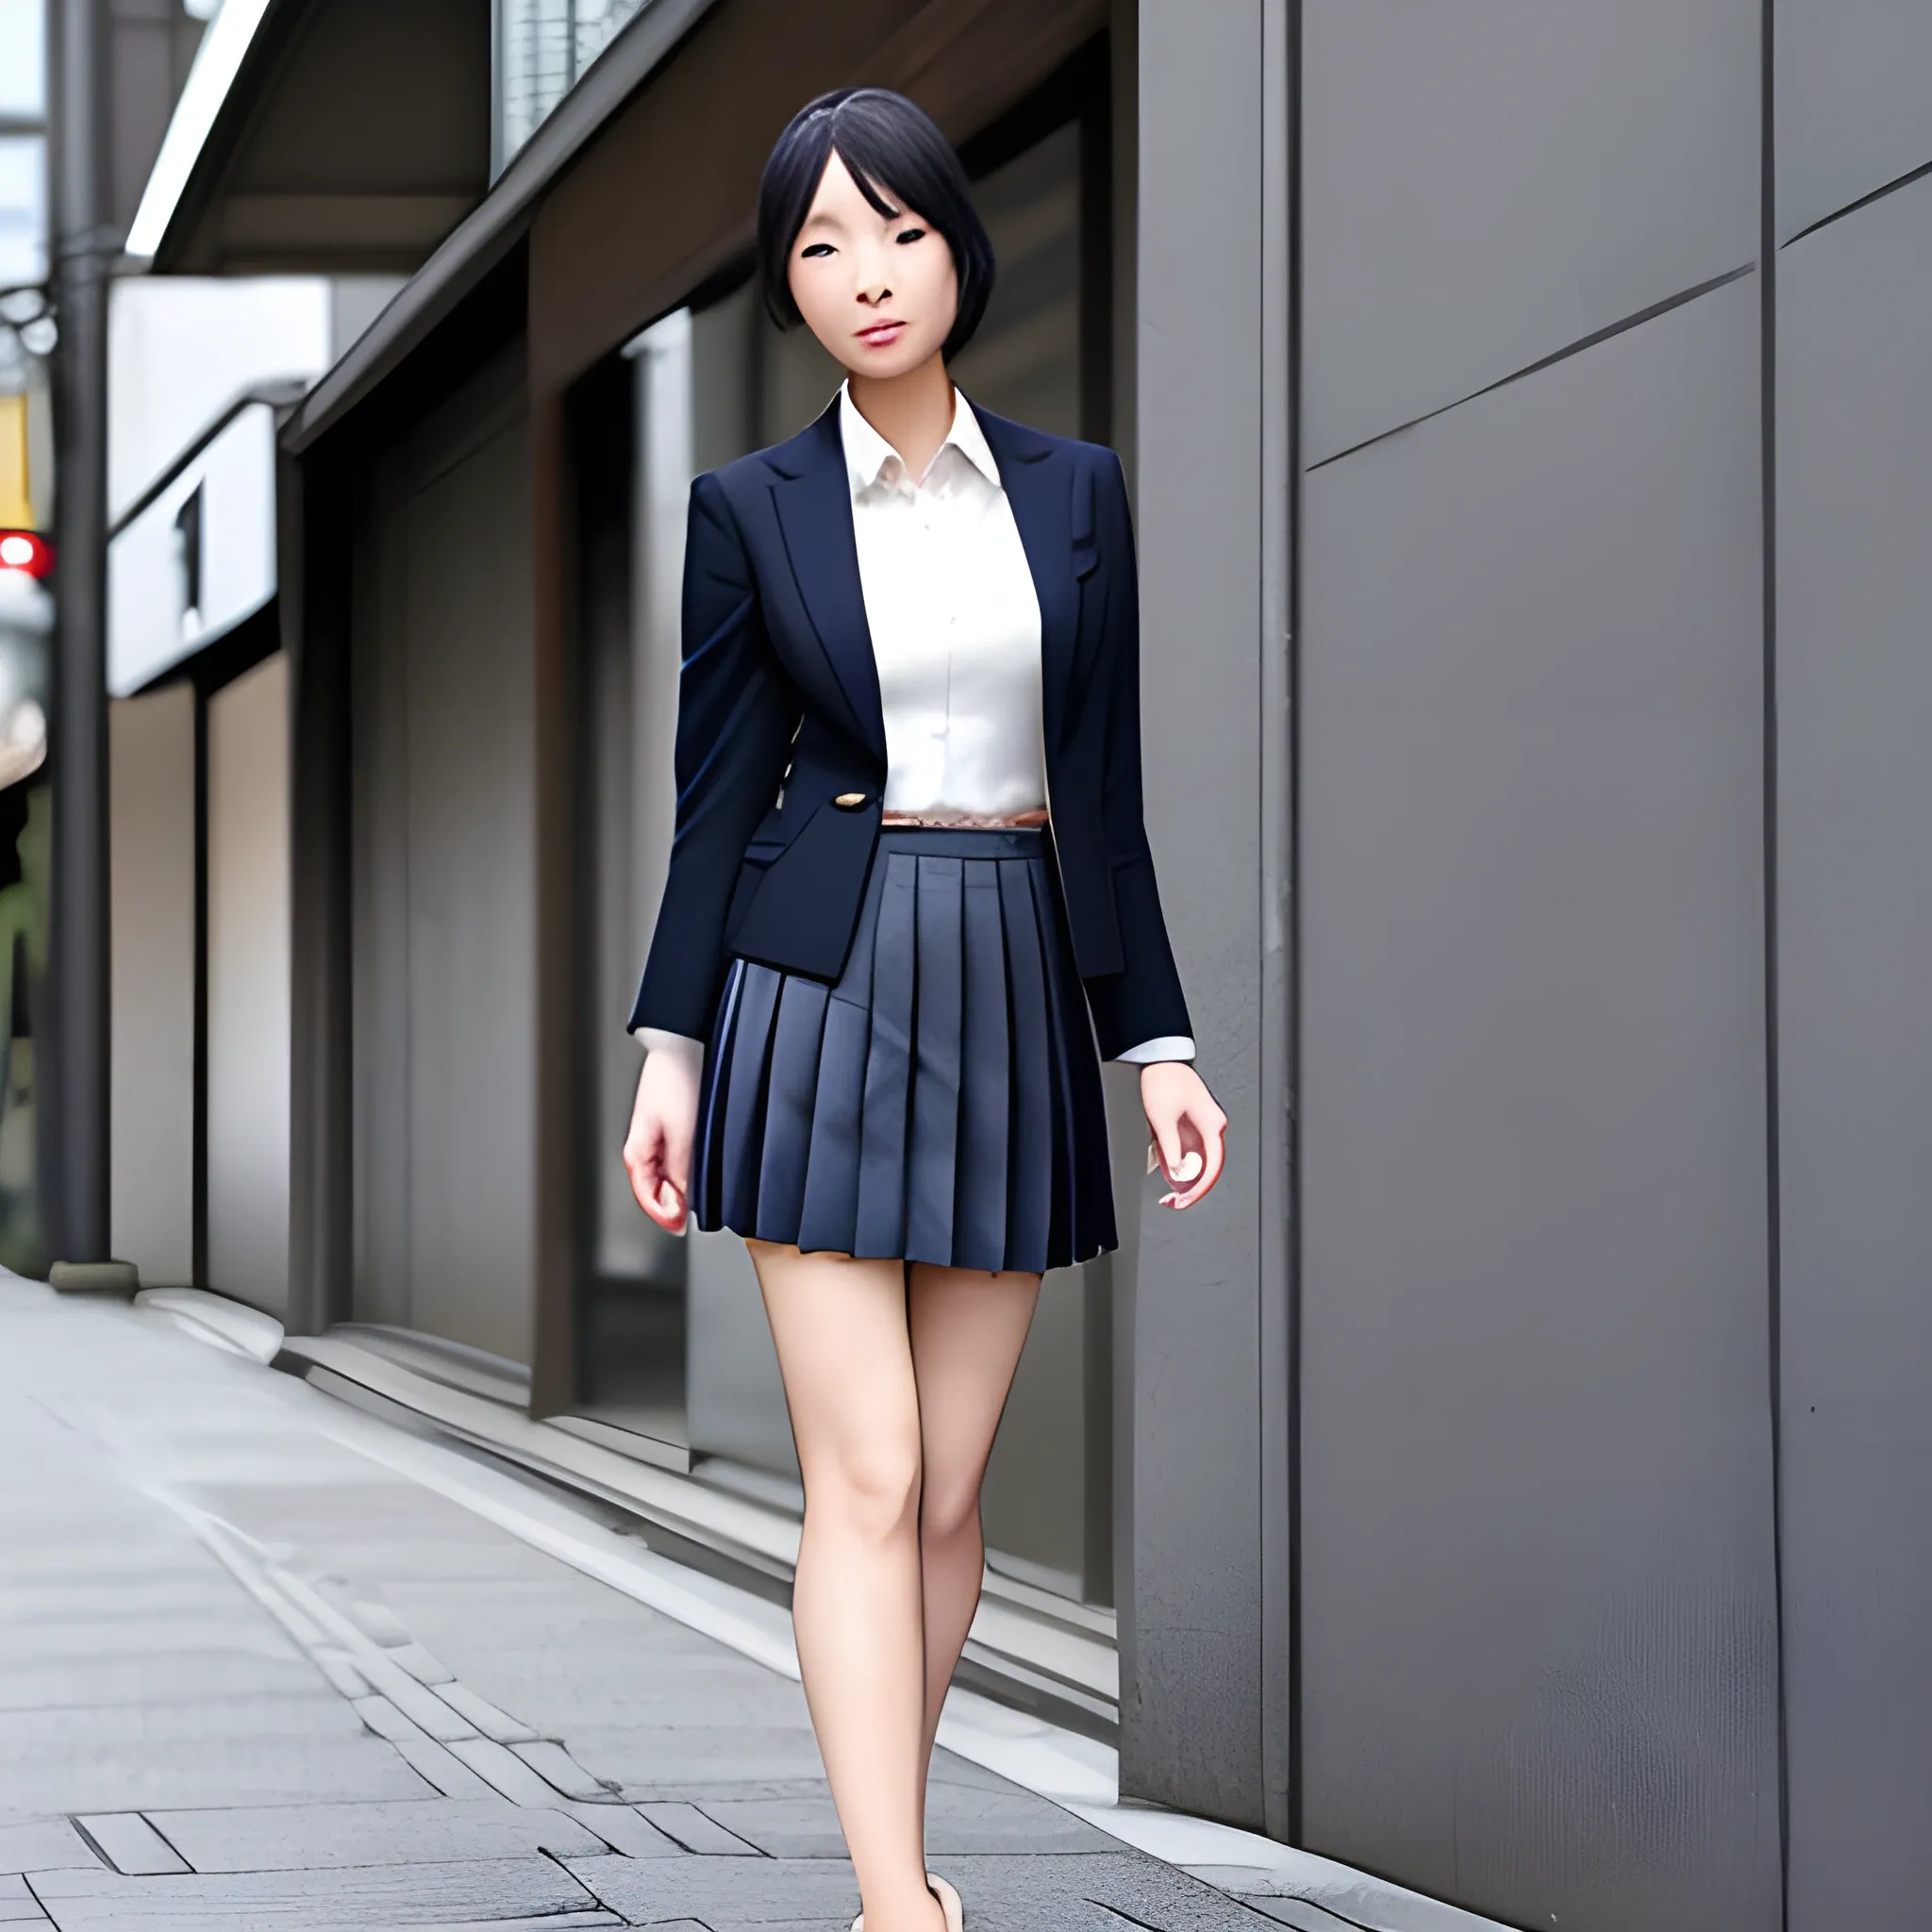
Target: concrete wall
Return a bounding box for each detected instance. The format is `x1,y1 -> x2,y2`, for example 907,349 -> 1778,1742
1124,0 -> 1287,1829
1774,10 -> 1932,1925
1129,3 -> 1932,1925
350,355 -> 538,1368
206,651 -> 291,1315
1293,13 -> 1781,1932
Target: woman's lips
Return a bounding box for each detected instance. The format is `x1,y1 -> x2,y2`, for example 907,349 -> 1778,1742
857,320 -> 906,347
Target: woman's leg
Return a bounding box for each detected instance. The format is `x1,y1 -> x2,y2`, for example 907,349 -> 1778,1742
745,1240 -> 943,1932
906,1264 -> 1043,1812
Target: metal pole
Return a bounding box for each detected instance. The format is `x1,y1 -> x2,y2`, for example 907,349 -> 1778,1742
46,0 -> 117,1278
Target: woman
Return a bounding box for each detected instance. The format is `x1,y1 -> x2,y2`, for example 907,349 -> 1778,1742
623,87 -> 1226,1932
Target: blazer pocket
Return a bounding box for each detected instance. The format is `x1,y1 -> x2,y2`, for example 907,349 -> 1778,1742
722,826 -> 788,949
727,794 -> 881,984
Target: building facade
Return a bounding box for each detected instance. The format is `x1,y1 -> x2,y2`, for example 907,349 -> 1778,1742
120,5 -> 1932,1929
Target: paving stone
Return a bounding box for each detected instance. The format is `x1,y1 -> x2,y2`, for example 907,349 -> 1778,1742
0,1576 -> 260,1624
572,1723 -> 830,1791
308,1649 -> 372,1699
431,1663 -> 818,1733
143,1797 -> 606,1872
0,1691 -> 370,1754
559,1802 -> 687,1858
0,1734 -> 431,1815
0,1874 -> 40,1906
0,1651 -> 326,1712
0,1610 -> 291,1667
391,1736 -> 499,1800
1232,1898 -> 1364,1931
0,1821 -> 96,1874
71,1815 -> 188,1876
429,1681 -> 534,1742
409,1918 -> 622,1930
511,1740 -> 615,1802
563,1850 -> 859,1923
446,1736 -> 570,1806
697,1783 -> 1115,1858
25,1854 -> 608,1928
639,1801 -> 765,1857
322,1644 -> 476,1742
350,1693 -> 420,1742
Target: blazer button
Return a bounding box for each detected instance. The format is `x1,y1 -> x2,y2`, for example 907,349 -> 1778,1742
833,791 -> 869,809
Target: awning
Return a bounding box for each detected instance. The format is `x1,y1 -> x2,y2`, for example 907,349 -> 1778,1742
126,0 -> 491,275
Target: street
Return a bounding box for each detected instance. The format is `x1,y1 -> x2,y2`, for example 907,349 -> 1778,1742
0,1274 -> 1452,1932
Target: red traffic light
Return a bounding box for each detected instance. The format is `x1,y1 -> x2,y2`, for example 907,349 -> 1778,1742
0,531 -> 52,579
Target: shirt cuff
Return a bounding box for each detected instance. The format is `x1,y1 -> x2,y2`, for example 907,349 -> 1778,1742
635,1027 -> 705,1074
1114,1035 -> 1196,1065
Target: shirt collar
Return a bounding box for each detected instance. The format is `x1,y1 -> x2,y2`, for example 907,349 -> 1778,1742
837,379 -> 1002,499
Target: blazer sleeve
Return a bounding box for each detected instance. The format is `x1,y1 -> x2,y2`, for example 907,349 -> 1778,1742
626,471 -> 797,1041
1082,450 -> 1195,1060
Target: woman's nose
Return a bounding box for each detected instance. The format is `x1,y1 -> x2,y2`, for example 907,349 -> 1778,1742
853,242 -> 891,305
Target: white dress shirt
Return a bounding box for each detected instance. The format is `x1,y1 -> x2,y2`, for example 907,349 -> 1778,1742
639,384 -> 1192,1068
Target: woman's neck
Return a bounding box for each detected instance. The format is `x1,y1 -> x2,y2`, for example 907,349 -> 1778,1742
847,352 -> 955,481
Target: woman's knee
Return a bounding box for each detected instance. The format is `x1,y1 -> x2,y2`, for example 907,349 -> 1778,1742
808,1431 -> 924,1543
919,1465 -> 986,1545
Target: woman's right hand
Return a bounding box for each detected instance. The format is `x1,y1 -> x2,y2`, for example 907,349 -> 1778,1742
624,1041 -> 702,1234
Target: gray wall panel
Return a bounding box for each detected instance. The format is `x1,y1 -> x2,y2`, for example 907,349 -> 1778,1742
350,356 -> 536,1366
1303,0 -> 1758,465
399,410 -> 536,1367
1298,280 -> 1778,1932
207,655 -> 292,1318
1775,1 -> 1932,242
1124,0 -> 1269,1824
1777,176 -> 1932,1932
108,685 -> 196,1287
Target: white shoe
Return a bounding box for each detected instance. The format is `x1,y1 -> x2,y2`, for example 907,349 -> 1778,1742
850,1873 -> 961,1932
927,1872 -> 964,1929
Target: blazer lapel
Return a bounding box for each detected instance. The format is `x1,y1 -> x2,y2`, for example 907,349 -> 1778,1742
768,405 -> 886,758
976,405 -> 1077,758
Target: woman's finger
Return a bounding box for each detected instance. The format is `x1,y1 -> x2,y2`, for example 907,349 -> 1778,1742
1170,1109 -> 1227,1209
645,1177 -> 689,1236
1149,1105 -> 1186,1187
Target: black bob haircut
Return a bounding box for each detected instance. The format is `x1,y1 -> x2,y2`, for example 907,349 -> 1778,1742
757,89 -> 996,363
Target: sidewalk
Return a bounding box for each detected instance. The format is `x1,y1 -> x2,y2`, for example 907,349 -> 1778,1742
0,1277 -> 1488,1932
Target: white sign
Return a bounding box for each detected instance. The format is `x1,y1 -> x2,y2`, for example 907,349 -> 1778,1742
108,400 -> 276,697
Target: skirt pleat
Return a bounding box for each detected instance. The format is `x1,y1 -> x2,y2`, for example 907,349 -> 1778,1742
996,859 -> 1054,1272
853,854 -> 918,1258
693,826 -> 1115,1274
908,855 -> 965,1263
754,976 -> 829,1248
955,859 -> 1012,1269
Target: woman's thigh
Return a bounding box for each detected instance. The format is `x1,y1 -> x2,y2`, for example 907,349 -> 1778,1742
906,1267 -> 1041,1530
746,1241 -> 924,1521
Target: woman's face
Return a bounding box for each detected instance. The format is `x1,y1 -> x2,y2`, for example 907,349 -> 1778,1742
787,150 -> 958,380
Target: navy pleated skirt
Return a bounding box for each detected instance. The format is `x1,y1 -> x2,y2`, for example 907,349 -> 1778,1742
692,826 -> 1116,1274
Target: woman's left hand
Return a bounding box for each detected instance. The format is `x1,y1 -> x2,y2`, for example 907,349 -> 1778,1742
1141,1061 -> 1228,1210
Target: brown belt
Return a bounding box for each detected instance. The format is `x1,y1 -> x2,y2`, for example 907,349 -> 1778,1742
879,807 -> 1050,829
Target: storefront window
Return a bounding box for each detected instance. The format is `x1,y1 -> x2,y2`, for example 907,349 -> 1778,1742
494,0 -> 649,171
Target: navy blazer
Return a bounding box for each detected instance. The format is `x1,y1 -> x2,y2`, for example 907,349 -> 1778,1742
626,394 -> 1192,1064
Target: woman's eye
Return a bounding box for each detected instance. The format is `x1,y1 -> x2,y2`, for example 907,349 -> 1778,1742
895,226 -> 927,245
799,242 -> 835,259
